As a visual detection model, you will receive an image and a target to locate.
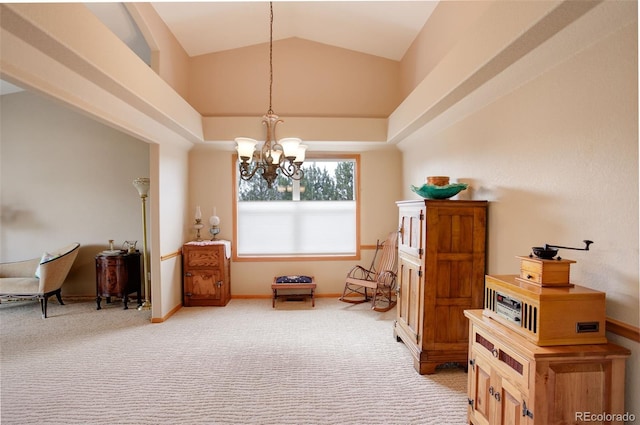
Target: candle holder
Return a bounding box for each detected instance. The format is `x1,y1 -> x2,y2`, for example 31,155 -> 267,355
194,218 -> 204,241
209,208 -> 220,240
194,206 -> 204,241
209,225 -> 220,240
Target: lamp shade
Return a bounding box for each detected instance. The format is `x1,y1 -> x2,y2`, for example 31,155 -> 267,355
235,137 -> 257,160
279,137 -> 302,159
133,177 -> 150,197
294,145 -> 308,163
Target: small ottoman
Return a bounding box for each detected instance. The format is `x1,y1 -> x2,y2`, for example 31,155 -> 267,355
272,275 -> 316,308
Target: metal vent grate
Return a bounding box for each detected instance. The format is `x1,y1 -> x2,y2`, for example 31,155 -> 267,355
522,302 -> 538,334
485,287 -> 495,310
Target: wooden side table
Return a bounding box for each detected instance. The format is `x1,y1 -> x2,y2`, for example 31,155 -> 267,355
95,251 -> 142,310
182,241 -> 231,307
465,309 -> 630,425
271,276 -> 316,308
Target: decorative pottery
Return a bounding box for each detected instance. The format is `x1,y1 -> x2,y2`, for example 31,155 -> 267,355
426,176 -> 450,186
411,182 -> 468,199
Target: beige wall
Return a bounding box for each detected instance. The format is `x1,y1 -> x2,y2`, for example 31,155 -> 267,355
188,37 -> 401,118
399,14 -> 639,413
400,0 -> 492,99
0,91 -> 190,321
0,3 -> 202,148
126,3 -> 190,99
0,2 -> 199,321
1,0 -> 637,414
400,8 -> 638,327
151,143 -> 190,319
0,91 -> 150,296
188,144 -> 402,296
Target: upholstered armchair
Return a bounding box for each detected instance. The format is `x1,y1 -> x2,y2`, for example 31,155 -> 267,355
0,243 -> 80,318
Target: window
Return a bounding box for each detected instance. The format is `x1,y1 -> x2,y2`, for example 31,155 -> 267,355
234,155 -> 359,258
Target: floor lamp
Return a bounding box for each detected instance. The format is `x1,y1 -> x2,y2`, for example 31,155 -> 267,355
133,177 -> 151,311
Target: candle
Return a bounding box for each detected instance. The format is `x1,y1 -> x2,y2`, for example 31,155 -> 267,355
210,206 -> 220,226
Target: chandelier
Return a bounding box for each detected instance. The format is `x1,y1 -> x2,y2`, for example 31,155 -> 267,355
235,2 -> 307,189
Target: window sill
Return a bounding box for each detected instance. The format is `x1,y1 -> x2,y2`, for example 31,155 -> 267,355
233,253 -> 359,262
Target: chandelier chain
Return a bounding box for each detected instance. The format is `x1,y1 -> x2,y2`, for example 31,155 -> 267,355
268,1 -> 274,115
235,0 -> 305,189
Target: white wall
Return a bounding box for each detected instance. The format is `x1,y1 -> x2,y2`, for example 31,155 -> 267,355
0,91 -> 150,296
399,17 -> 638,416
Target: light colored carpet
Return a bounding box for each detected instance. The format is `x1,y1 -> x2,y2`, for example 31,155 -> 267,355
1,297 -> 468,425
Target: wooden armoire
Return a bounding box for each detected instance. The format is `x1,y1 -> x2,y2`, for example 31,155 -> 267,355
394,199 -> 488,374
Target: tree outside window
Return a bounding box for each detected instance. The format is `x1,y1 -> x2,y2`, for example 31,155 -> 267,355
235,157 -> 358,257
238,160 -> 354,201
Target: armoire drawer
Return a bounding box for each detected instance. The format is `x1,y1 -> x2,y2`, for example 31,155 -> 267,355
471,324 -> 530,392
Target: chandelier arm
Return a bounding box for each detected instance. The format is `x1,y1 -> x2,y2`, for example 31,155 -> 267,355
238,161 -> 264,182
279,161 -> 304,181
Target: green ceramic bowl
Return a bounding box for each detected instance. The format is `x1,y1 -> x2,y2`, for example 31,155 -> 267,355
410,183 -> 468,199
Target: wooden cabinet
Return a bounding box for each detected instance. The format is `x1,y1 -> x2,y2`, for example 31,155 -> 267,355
394,199 -> 488,374
182,241 -> 231,307
95,251 -> 142,310
465,309 -> 630,425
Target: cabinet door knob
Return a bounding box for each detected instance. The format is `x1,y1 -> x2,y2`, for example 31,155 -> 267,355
491,348 -> 499,358
494,392 -> 501,402
489,386 -> 495,396
185,272 -> 192,277
216,280 -> 223,287
185,292 -> 192,297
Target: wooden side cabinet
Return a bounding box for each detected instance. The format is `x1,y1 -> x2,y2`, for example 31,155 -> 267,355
95,251 -> 142,310
394,199 -> 488,374
182,241 -> 231,307
465,310 -> 630,425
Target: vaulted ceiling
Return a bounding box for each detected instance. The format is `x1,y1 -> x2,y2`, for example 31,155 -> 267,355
149,1 -> 438,61
3,1 -> 630,148
3,2 -> 436,94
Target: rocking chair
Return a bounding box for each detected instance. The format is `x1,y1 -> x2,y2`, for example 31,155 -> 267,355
340,231 -> 398,312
